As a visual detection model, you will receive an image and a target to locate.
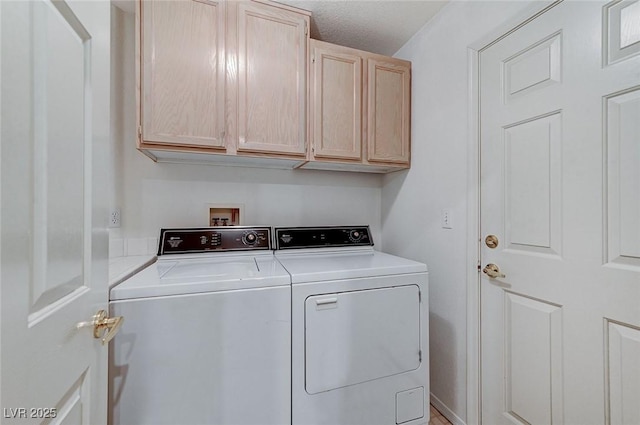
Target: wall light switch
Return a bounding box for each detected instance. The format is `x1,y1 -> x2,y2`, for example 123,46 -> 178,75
441,208 -> 453,229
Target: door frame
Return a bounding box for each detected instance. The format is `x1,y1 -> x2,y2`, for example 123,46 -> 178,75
464,2 -> 560,424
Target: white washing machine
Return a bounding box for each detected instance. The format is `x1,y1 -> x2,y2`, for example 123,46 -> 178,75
109,227 -> 291,425
274,226 -> 429,425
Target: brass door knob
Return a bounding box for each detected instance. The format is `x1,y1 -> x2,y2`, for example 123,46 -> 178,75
77,310 -> 124,345
482,263 -> 505,279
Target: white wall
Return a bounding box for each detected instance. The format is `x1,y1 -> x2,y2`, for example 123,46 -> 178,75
383,2 -> 535,423
109,2 -> 548,423
109,7 -> 383,254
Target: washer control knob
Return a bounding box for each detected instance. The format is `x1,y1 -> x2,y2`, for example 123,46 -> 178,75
243,232 -> 258,245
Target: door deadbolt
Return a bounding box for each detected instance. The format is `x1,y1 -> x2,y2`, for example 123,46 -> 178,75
485,235 -> 499,249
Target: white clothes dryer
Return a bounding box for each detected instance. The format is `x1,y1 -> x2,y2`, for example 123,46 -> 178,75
109,227 -> 291,425
274,226 -> 429,425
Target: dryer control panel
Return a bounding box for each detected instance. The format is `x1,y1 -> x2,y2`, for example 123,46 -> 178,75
275,226 -> 373,250
158,227 -> 271,255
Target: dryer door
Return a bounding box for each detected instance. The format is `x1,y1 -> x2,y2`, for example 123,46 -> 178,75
305,285 -> 421,394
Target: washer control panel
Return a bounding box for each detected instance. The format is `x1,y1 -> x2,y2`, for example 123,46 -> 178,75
275,226 -> 373,250
158,227 -> 271,255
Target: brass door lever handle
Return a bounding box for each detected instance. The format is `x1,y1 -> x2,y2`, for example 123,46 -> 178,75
77,310 -> 124,345
483,263 -> 505,279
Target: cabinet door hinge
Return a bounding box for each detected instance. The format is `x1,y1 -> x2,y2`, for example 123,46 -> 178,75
304,21 -> 308,36
418,290 -> 422,303
137,126 -> 142,139
418,350 -> 422,362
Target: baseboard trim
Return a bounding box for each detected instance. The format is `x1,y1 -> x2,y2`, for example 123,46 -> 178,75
430,393 -> 466,425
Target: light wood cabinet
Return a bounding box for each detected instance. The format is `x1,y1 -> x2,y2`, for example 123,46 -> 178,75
234,2 -> 308,156
310,40 -> 363,160
136,1 -> 411,173
367,56 -> 411,165
137,0 -> 310,166
139,0 -> 226,148
306,40 -> 411,172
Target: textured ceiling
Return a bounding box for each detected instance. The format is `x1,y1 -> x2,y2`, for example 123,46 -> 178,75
277,0 -> 448,55
111,0 -> 449,57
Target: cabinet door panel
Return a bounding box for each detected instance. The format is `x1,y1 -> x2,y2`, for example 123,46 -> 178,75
367,58 -> 410,164
141,0 -> 225,148
237,2 -> 307,156
311,41 -> 362,160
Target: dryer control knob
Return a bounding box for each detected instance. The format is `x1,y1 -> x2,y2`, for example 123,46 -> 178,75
349,230 -> 362,242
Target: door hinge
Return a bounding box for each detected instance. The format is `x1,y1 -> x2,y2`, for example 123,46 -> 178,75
304,21 -> 308,36
418,290 -> 422,303
418,350 -> 422,362
477,262 -> 481,272
137,126 -> 142,140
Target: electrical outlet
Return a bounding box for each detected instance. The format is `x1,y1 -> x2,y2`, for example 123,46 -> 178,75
441,208 -> 453,229
109,208 -> 121,228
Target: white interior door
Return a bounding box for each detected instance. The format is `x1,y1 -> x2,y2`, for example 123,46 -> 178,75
480,1 -> 640,424
1,0 -> 111,423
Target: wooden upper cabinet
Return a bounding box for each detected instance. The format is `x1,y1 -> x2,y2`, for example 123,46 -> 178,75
310,40 -> 362,160
136,0 -> 410,171
366,56 -> 411,165
140,0 -> 226,148
235,2 -> 308,156
306,42 -> 411,171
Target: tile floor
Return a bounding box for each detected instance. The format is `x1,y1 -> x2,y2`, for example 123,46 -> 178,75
429,404 -> 453,425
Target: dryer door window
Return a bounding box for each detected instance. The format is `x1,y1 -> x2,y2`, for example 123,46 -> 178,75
305,284 -> 421,394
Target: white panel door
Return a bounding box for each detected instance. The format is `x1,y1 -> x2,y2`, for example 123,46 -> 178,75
1,0 -> 111,423
480,1 -> 640,424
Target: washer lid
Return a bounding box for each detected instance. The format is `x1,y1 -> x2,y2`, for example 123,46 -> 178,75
275,249 -> 427,284
110,252 -> 290,300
